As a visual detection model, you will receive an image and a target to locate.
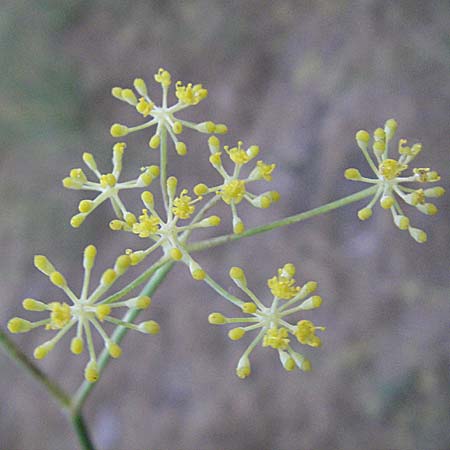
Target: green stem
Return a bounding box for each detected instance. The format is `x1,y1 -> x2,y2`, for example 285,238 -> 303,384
203,273 -> 244,307
188,186 -> 377,253
0,327 -> 70,409
70,412 -> 96,450
72,261 -> 175,412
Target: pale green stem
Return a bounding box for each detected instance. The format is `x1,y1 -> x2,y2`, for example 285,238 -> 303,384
203,273 -> 244,307
188,186 -> 377,253
72,261 -> 174,412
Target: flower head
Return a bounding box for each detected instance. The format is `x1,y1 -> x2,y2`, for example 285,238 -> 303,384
63,143 -> 160,228
194,137 -> 279,234
110,68 -> 228,155
8,246 -> 159,382
208,263 -> 325,378
109,177 -> 220,280
345,119 -> 445,242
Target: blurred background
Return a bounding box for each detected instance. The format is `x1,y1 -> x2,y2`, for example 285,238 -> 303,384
0,0 -> 449,449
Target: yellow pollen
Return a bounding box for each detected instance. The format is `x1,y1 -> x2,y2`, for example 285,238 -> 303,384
295,320 -> 324,347
227,142 -> 249,165
132,210 -> 161,237
378,159 -> 407,180
220,180 -> 246,204
267,273 -> 300,300
262,327 -> 290,350
175,81 -> 208,105
100,173 -> 117,188
48,303 -> 72,330
136,97 -> 154,117
172,190 -> 195,219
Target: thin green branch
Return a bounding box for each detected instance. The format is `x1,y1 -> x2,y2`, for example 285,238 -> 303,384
70,412 -> 97,450
187,186 -> 377,253
72,261 -> 175,412
0,327 -> 70,409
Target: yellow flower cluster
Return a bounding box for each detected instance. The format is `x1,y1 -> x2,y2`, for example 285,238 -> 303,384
7,246 -> 160,382
208,264 -> 325,378
110,176 -> 221,280
345,119 -> 445,242
110,68 -> 227,155
194,137 -> 279,233
63,142 -> 160,227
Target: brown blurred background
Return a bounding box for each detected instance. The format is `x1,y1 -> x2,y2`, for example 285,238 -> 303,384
0,1 -> 449,449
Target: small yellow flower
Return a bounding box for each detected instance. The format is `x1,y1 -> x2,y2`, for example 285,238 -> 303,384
345,119 -> 445,242
63,143 -> 160,228
208,263 -> 324,378
8,246 -> 158,382
110,179 -> 219,281
110,68 -> 227,156
194,138 -> 280,234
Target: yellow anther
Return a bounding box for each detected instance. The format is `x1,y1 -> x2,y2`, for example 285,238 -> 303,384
133,210 -> 160,237
49,302 -> 71,329
173,190 -> 195,219
241,302 -> 257,314
138,320 -> 160,334
34,342 -> 54,360
175,81 -> 208,105
263,327 -> 290,350
100,173 -> 117,188
251,160 -> 276,181
227,141 -> 250,165
34,255 -> 55,276
78,199 -> 94,213
110,124 -> 129,137
228,328 -> 246,340
50,271 -> 67,288
101,269 -> 117,286
170,248 -> 183,261
7,318 -> 32,333
149,134 -> 160,149
357,207 -> 372,221
220,180 -> 246,205
84,360 -> 99,383
154,68 -> 172,87
136,97 -> 154,117
267,271 -> 300,300
295,320 -> 325,347
379,159 -> 407,180
70,337 -> 84,355
208,313 -> 226,325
